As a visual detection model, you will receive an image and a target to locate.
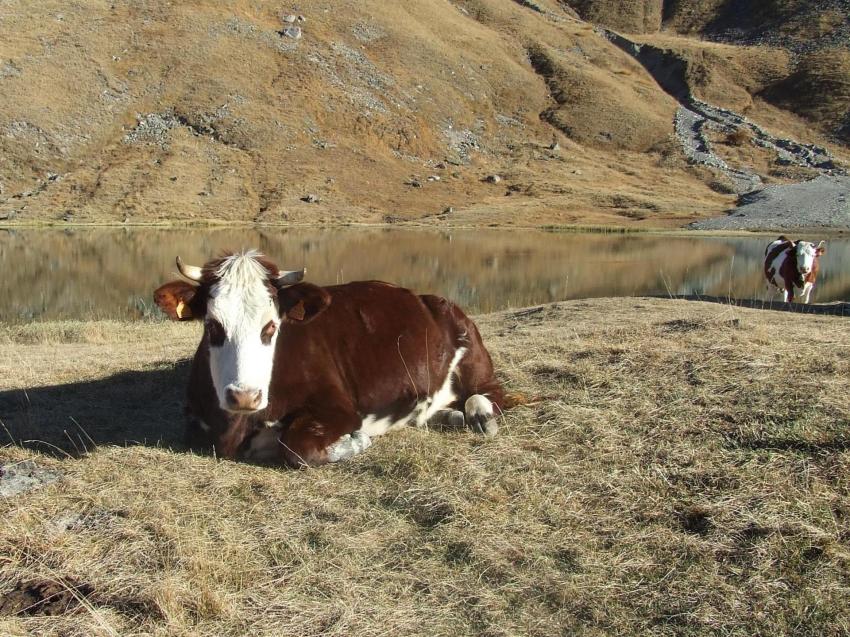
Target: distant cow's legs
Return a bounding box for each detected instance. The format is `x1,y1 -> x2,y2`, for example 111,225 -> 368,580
784,285 -> 794,303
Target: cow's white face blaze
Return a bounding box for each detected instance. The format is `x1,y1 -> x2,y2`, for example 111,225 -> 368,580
795,241 -> 817,276
206,253 -> 280,413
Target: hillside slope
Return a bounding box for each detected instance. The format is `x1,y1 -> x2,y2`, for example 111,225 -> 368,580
575,0 -> 850,144
0,0 -> 844,226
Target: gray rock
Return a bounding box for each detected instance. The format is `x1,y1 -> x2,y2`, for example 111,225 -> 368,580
281,14 -> 297,23
427,175 -> 441,182
301,194 -> 319,203
281,26 -> 302,40
485,174 -> 502,184
443,206 -> 454,214
0,460 -> 62,497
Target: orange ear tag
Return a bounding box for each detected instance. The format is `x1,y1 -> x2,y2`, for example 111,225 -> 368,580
176,300 -> 185,319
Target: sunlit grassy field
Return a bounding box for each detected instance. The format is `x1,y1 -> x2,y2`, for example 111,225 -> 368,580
2,298 -> 849,635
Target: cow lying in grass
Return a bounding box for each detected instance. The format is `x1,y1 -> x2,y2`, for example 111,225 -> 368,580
154,250 -> 505,467
764,236 -> 826,304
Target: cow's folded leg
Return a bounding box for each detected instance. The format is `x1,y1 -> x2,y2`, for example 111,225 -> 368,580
277,406 -> 361,468
428,409 -> 466,428
465,394 -> 498,437
327,430 -> 372,462
244,424 -> 284,463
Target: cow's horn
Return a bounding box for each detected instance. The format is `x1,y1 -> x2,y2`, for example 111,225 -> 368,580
276,267 -> 306,286
176,256 -> 203,282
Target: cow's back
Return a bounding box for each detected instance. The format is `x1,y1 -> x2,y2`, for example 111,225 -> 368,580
268,281 -> 465,418
764,238 -> 793,287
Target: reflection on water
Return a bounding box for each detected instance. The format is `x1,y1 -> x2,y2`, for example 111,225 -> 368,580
2,227 -> 849,322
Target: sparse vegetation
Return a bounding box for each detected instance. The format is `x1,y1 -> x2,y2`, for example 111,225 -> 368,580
1,0 -> 847,229
725,128 -> 752,146
2,298 -> 850,635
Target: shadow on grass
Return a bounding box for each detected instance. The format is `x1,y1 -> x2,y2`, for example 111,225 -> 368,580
653,295 -> 850,316
0,361 -> 191,456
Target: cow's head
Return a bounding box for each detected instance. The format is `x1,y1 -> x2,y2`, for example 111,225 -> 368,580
154,250 -> 331,414
795,240 -> 826,276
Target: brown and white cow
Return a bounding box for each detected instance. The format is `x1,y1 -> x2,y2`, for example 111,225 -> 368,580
764,236 -> 826,304
154,250 -> 505,467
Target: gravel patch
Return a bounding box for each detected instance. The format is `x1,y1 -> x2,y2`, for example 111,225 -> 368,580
689,175 -> 850,230
0,459 -> 61,497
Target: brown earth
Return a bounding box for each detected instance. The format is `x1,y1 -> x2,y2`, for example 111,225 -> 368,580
0,0 -> 846,228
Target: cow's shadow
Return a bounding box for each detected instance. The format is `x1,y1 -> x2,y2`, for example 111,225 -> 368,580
655,295 -> 850,316
0,361 -> 191,456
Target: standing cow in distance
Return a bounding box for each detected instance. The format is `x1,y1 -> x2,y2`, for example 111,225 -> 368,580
764,236 -> 826,304
153,250 -> 506,468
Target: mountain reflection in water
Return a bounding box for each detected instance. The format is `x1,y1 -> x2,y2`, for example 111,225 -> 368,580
2,228 -> 848,322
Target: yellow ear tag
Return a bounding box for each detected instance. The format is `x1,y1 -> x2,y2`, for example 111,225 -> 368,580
176,300 -> 185,319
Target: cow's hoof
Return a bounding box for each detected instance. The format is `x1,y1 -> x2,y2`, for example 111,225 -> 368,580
465,394 -> 498,437
327,430 -> 372,462
429,409 -> 466,428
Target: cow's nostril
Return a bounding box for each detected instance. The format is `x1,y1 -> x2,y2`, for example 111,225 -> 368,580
226,387 -> 262,411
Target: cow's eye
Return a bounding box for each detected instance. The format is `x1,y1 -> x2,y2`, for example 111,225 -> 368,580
206,319 -> 226,347
261,320 -> 277,345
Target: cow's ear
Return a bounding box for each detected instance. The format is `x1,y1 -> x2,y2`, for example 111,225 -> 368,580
154,281 -> 204,321
816,241 -> 826,256
278,283 -> 331,324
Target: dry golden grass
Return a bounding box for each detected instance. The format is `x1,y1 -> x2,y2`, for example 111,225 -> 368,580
2,298 -> 850,635
763,49 -> 850,144
0,0 -> 756,228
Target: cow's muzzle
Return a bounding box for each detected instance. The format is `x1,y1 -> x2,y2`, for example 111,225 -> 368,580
225,386 -> 263,412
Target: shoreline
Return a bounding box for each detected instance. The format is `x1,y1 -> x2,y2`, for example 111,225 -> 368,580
2,219 -> 848,238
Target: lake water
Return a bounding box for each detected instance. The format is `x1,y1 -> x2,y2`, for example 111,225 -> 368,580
2,227 -> 848,323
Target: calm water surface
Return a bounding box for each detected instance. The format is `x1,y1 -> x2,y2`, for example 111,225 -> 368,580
2,228 -> 849,323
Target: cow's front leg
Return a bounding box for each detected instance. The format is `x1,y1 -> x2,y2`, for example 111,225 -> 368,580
783,286 -> 793,303
278,405 -> 361,468
802,282 -> 814,304
327,430 -> 372,462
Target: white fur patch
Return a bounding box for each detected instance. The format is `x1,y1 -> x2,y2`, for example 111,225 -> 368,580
359,346 -> 467,436
206,251 -> 280,412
